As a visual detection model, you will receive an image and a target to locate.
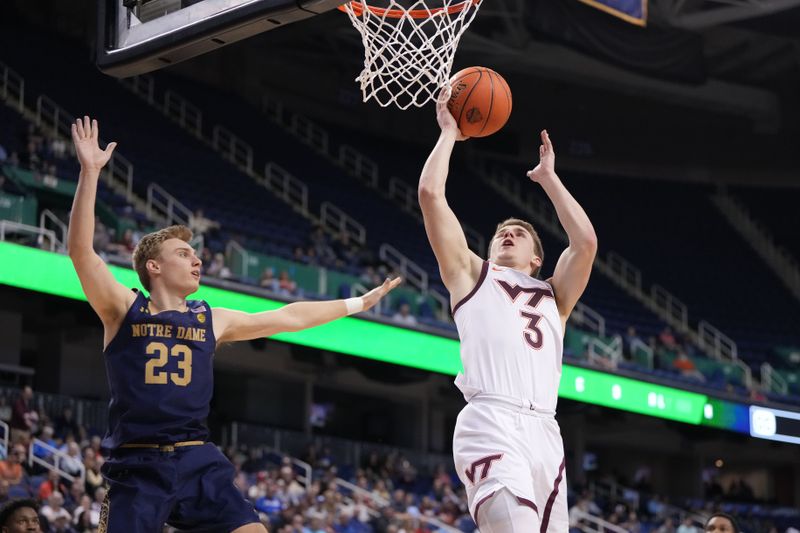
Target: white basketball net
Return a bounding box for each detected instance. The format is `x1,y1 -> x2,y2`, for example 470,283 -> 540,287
342,0 -> 484,109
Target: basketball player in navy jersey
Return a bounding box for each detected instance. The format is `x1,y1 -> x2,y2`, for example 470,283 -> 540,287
418,102 -> 597,532
67,117 -> 401,533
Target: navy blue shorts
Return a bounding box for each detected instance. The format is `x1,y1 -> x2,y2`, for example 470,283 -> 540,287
100,443 -> 259,532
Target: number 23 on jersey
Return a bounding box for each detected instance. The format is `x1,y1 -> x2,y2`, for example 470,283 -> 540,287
145,342 -> 192,386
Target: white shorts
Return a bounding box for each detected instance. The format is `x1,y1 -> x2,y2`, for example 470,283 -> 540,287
453,393 -> 568,532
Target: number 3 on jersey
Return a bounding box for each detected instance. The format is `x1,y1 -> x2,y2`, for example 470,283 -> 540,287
496,280 -> 554,350
145,342 -> 192,386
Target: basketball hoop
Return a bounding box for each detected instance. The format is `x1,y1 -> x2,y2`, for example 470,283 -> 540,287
340,0 -> 484,109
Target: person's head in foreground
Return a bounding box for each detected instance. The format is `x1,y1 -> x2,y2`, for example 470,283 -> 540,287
0,499 -> 41,533
705,512 -> 739,533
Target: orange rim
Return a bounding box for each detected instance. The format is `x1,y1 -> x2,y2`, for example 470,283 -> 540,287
338,0 -> 480,19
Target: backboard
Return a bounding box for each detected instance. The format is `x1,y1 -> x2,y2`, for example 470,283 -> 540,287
97,0 -> 346,78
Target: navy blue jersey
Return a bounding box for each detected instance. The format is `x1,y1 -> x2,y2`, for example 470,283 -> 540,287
102,290 -> 215,448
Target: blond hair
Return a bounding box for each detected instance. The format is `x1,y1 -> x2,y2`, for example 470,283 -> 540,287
132,225 -> 193,291
489,218 -> 544,278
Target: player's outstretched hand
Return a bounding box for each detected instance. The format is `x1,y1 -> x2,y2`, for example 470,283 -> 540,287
436,95 -> 468,141
526,129 -> 556,183
71,116 -> 117,172
362,277 -> 403,312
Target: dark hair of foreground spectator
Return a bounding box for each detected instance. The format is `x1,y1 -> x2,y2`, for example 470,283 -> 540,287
0,498 -> 39,527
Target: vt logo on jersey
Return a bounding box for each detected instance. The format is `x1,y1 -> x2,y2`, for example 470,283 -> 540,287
465,453 -> 503,484
495,281 -> 553,308
495,280 -> 555,350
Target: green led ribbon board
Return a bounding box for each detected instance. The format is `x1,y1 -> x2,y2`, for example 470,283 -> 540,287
0,242 -> 784,438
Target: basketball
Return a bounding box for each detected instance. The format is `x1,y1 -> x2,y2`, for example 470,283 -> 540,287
447,66 -> 512,138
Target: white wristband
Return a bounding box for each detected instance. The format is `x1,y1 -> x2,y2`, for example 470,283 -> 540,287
345,297 -> 364,315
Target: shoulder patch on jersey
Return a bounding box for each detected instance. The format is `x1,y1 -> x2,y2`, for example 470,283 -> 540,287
191,305 -> 207,313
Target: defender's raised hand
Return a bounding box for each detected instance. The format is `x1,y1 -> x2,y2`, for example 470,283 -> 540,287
526,129 -> 556,183
361,277 -> 403,312
71,116 -> 117,172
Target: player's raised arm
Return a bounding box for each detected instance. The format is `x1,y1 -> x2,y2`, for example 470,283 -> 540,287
418,100 -> 483,305
67,117 -> 135,327
528,130 -> 597,322
212,277 -> 402,343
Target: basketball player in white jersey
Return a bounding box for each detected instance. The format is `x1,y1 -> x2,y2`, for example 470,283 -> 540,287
418,101 -> 597,532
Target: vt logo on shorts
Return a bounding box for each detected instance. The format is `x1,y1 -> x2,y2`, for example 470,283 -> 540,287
465,453 -> 503,484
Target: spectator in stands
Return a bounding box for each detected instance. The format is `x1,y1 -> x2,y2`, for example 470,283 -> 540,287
621,510 -> 642,533
42,163 -> 58,183
623,326 -> 643,360
206,252 -> 233,279
658,327 -> 679,351
392,303 -> 417,326
704,512 -> 739,533
284,513 -> 306,532
333,231 -> 367,271
63,481 -> 84,514
199,246 -> 213,268
32,426 -> 56,462
92,217 -> 111,257
0,498 -> 41,533
59,443 -> 82,478
278,270 -> 298,297
40,491 -> 71,525
293,247 -> 310,265
106,228 -> 136,261
49,138 -> 67,159
259,267 -> 279,291
309,226 -> 337,267
748,388 -> 767,402
72,494 -> 98,532
37,233 -> 55,252
677,516 -> 701,533
188,208 -> 220,239
254,483 -> 285,524
333,509 -> 369,533
647,494 -> 669,520
21,140 -> 41,171
247,472 -> 267,501
673,350 -> 706,382
280,466 -> 305,507
83,453 -> 104,497
49,513 -> 77,533
10,386 -> 35,443
0,397 -> 12,425
359,266 -> 380,288
655,517 -> 676,533
37,469 -> 65,501
87,436 -> 103,460
0,444 -> 28,486
91,488 -> 106,520
53,407 -> 80,443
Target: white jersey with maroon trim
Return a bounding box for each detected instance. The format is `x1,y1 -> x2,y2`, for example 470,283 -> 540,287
453,261 -> 563,411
